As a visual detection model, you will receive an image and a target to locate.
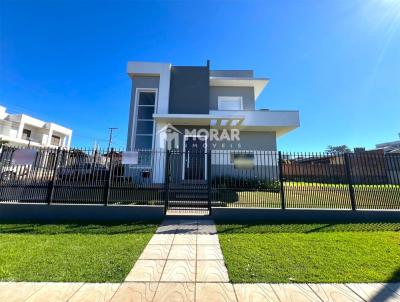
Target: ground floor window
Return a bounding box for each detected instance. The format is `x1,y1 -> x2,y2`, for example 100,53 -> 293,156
231,152 -> 255,169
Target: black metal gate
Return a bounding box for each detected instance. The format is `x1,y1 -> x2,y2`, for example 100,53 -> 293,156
164,150 -> 212,216
1,145 -> 399,212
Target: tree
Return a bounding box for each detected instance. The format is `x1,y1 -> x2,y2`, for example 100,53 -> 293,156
0,138 -> 9,148
325,145 -> 351,154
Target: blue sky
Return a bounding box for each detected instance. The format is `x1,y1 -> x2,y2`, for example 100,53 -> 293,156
0,0 -> 399,151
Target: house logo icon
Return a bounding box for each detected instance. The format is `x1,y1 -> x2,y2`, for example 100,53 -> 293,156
156,123 -> 182,149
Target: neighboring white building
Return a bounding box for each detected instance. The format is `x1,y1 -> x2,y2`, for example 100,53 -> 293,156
376,133 -> 400,153
0,105 -> 72,149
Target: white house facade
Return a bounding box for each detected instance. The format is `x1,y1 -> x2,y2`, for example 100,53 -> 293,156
0,106 -> 72,149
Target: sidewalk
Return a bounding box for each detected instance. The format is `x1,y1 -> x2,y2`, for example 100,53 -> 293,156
0,218 -> 399,301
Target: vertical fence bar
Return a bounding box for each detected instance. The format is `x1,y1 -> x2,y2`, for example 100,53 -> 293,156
344,153 -> 356,210
103,148 -> 114,206
278,151 -> 286,210
47,147 -> 61,205
207,151 -> 212,215
164,150 -> 170,214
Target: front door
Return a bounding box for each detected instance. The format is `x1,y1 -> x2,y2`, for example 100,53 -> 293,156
184,136 -> 206,180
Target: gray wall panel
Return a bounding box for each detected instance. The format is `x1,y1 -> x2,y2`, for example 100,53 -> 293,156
211,131 -> 276,151
210,86 -> 255,110
210,70 -> 254,77
169,66 -> 209,114
127,76 -> 160,150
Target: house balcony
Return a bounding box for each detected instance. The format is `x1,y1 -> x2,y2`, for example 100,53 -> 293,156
153,109 -> 300,137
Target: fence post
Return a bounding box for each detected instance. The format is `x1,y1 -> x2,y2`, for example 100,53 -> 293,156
164,150 -> 170,214
278,151 -> 286,210
91,149 -> 98,179
47,147 -> 61,205
344,153 -> 356,210
103,148 -> 114,206
207,151 -> 212,215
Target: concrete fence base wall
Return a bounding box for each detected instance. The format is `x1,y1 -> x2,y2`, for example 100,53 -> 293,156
210,207 -> 400,223
0,203 -> 399,223
0,204 -> 165,223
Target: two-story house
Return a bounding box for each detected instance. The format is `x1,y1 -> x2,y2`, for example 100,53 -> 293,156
126,61 -> 299,183
0,106 -> 72,149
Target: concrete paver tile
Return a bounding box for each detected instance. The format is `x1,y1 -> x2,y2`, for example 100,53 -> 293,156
196,260 -> 229,282
155,224 -> 179,234
25,282 -> 83,302
148,234 -> 175,245
270,283 -> 322,302
125,260 -> 166,282
153,282 -> 195,302
173,234 -> 197,245
347,283 -> 400,302
308,283 -> 364,302
0,282 -> 46,302
197,245 -> 224,260
139,244 -> 171,260
197,225 -> 217,235
179,220 -> 198,225
68,283 -> 120,302
234,283 -> 279,302
168,245 -> 196,260
196,282 -> 238,302
385,283 -> 400,297
160,260 -> 196,282
175,225 -> 198,235
110,282 -> 157,302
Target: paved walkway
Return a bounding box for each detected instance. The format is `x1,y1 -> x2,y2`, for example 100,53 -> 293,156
1,218 -> 400,301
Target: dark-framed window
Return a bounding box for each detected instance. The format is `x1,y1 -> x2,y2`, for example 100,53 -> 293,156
134,90 -> 156,150
22,129 -> 31,140
51,135 -> 61,146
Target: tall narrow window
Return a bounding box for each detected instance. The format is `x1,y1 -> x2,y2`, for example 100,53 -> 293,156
134,90 -> 156,150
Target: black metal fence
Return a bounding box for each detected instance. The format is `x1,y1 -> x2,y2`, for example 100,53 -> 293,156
0,146 -> 399,213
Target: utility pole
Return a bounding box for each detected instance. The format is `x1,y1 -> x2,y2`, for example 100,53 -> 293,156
107,128 -> 118,153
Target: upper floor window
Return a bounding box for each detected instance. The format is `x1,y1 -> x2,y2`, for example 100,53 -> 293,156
22,129 -> 31,140
218,96 -> 243,110
134,90 -> 157,150
51,135 -> 61,146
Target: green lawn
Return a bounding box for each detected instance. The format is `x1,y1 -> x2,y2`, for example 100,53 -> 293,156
0,222 -> 158,282
217,222 -> 400,283
218,182 -> 400,210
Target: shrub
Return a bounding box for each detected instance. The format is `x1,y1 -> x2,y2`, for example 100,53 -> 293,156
212,176 -> 280,192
